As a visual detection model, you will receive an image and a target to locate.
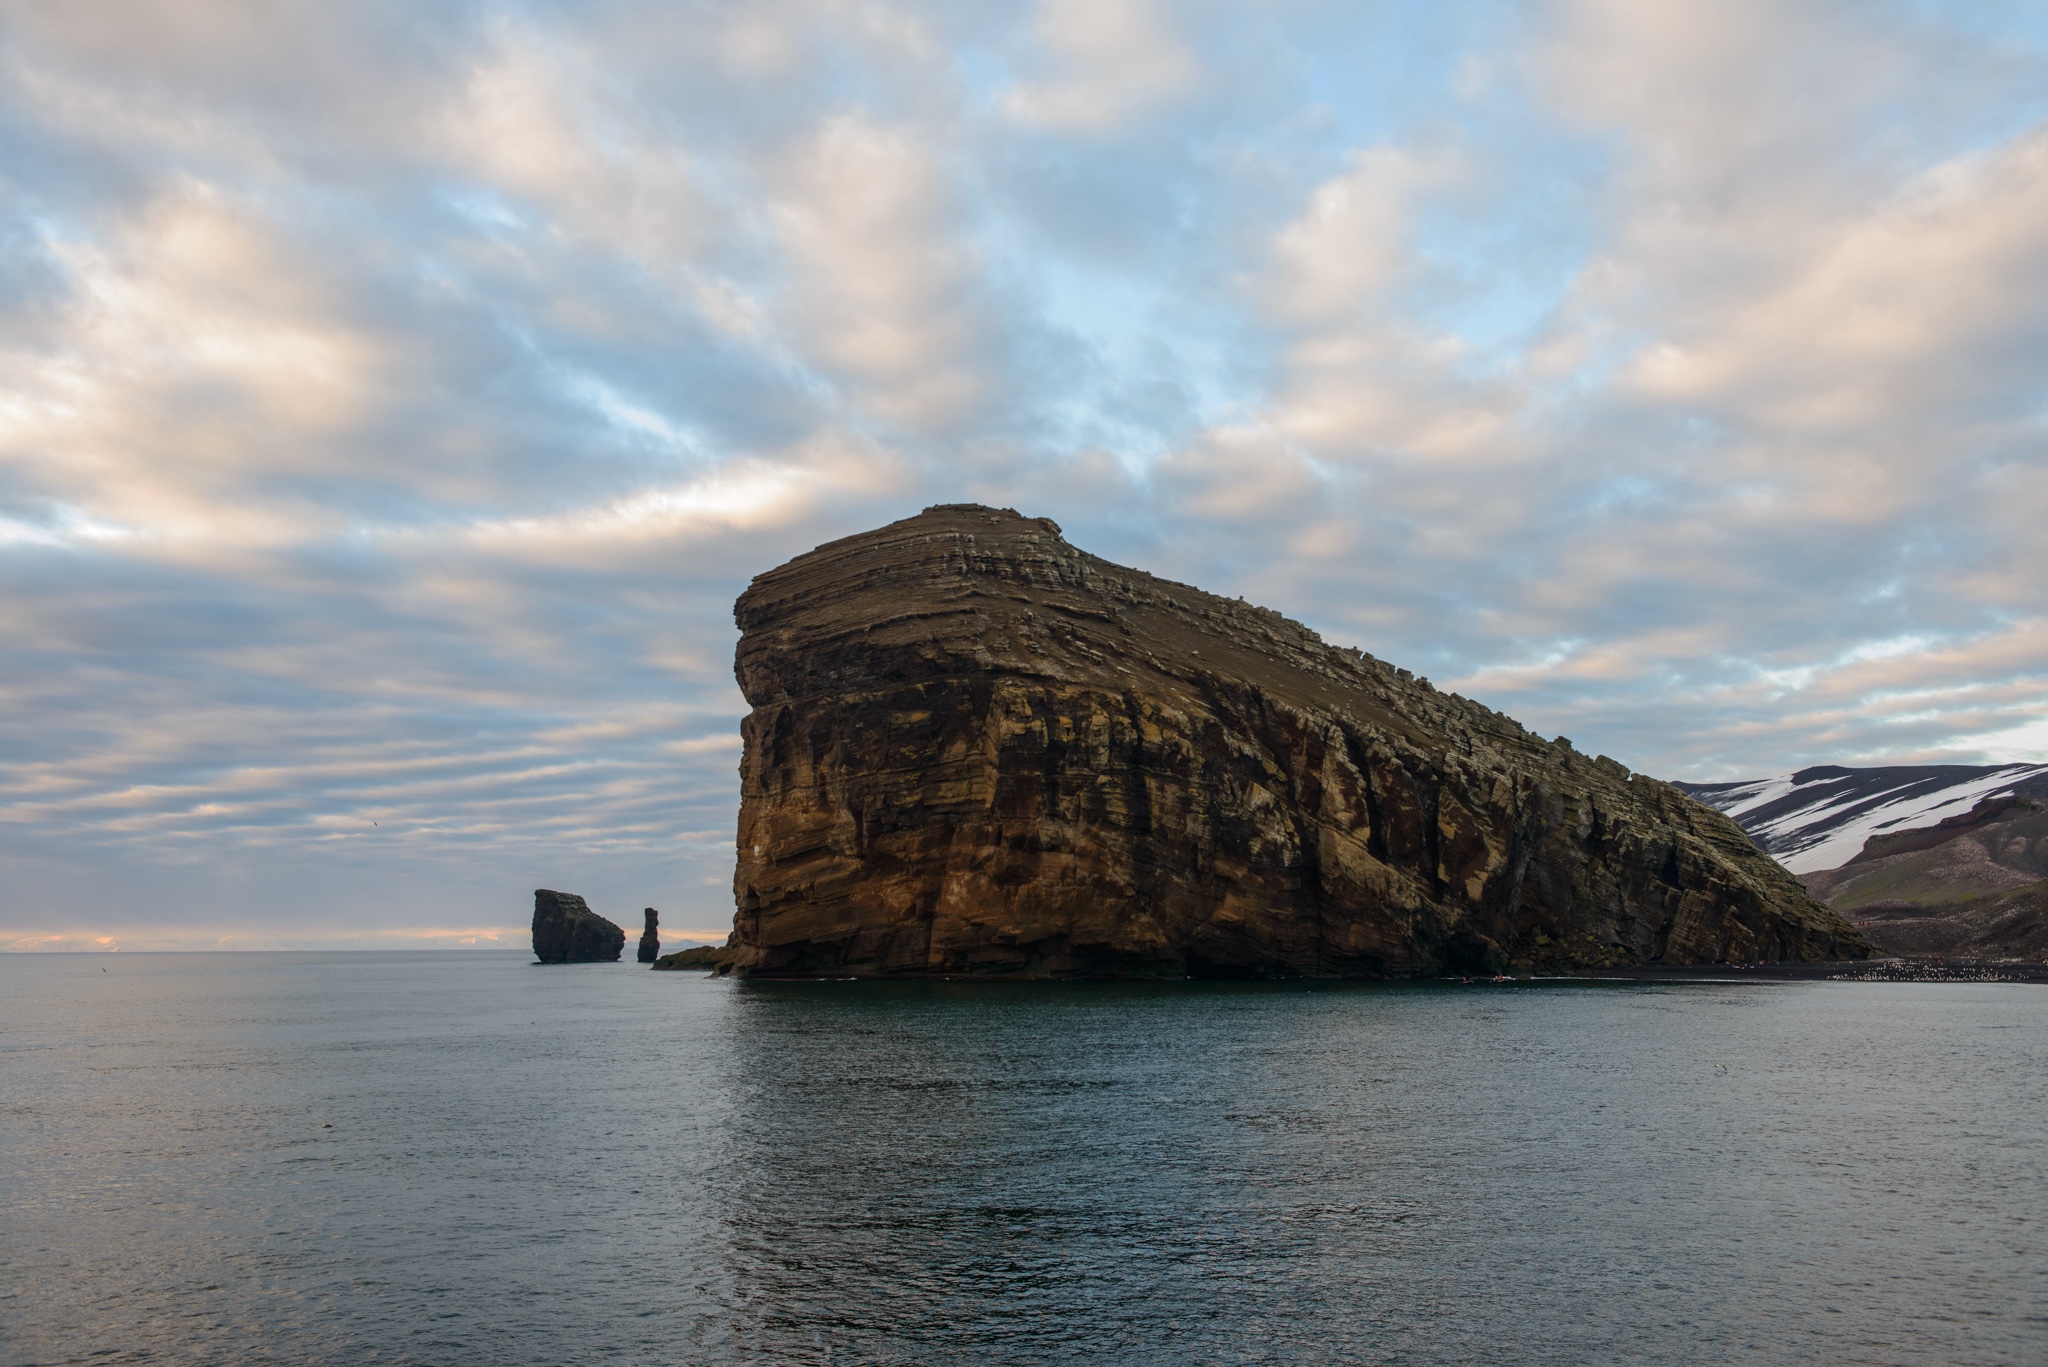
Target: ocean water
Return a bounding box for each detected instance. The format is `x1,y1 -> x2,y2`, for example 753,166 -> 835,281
2,954 -> 2044,1366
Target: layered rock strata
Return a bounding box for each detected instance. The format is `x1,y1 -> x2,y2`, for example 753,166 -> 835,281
637,908 -> 661,964
727,504 -> 1867,978
531,889 -> 625,963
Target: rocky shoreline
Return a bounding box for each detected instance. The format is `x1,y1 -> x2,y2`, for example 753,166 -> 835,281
650,943 -> 735,971
1569,958 -> 2048,984
644,948 -> 2043,983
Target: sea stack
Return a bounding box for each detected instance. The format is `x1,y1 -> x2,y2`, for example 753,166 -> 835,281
726,504 -> 1868,978
637,908 -> 660,964
531,889 -> 626,963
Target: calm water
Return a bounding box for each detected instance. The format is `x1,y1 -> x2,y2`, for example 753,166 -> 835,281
2,955 -> 2044,1365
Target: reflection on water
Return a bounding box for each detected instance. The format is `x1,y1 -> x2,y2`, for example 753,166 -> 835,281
2,955 -> 2044,1364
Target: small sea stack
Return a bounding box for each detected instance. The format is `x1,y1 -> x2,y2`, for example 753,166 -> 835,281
637,908 -> 660,963
531,889 -> 625,963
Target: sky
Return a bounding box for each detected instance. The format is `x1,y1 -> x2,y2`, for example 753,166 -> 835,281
4,0 -> 2048,950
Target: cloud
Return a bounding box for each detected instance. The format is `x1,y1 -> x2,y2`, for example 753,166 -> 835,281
1,0 -> 2046,944
1002,0 -> 1199,133
1,185 -> 384,529
1622,126 -> 2048,437
770,112 -> 996,430
440,25 -> 713,264
1260,147 -> 1445,328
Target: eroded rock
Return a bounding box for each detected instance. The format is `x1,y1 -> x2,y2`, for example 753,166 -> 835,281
531,889 -> 625,963
652,943 -> 737,971
726,504 -> 1868,978
637,907 -> 660,963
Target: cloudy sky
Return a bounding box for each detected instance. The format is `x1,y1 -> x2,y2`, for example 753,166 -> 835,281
4,0 -> 2047,950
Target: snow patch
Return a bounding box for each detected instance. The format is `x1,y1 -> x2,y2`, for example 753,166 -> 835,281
1684,763 -> 2048,874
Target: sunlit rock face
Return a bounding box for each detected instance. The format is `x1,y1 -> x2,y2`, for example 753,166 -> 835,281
727,505 -> 1866,978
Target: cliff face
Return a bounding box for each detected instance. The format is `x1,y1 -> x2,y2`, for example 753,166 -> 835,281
728,504 -> 1866,978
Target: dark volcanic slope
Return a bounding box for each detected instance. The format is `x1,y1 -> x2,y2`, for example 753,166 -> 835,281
1676,763 -> 2048,873
727,504 -> 1865,978
1802,796 -> 2048,960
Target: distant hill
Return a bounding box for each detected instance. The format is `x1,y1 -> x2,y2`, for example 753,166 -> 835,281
1798,794 -> 2048,960
1678,764 -> 2048,961
1675,763 -> 2048,874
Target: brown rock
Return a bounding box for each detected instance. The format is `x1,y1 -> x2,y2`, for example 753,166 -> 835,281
637,907 -> 660,963
725,504 -> 1868,978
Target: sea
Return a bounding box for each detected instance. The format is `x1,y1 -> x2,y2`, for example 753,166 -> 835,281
2,953 -> 2043,1366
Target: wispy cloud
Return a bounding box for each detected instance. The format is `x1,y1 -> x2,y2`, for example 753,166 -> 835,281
1002,0 -> 1199,133
1,0 -> 2045,945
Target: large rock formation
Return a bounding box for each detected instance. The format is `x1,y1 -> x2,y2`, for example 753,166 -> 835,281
531,889 -> 625,963
727,504 -> 1867,978
637,908 -> 661,964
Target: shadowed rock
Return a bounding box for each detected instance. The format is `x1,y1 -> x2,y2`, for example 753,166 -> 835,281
727,504 -> 1868,978
531,889 -> 625,963
637,908 -> 660,963
652,942 -> 737,971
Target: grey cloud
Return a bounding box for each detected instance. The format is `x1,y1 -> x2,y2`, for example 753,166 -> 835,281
2,0 -> 2046,946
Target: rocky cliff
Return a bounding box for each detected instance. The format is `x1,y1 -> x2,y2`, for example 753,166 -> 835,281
532,889 -> 625,963
727,504 -> 1866,978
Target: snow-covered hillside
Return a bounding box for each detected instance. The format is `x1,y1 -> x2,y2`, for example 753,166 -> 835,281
1676,764 -> 2048,874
